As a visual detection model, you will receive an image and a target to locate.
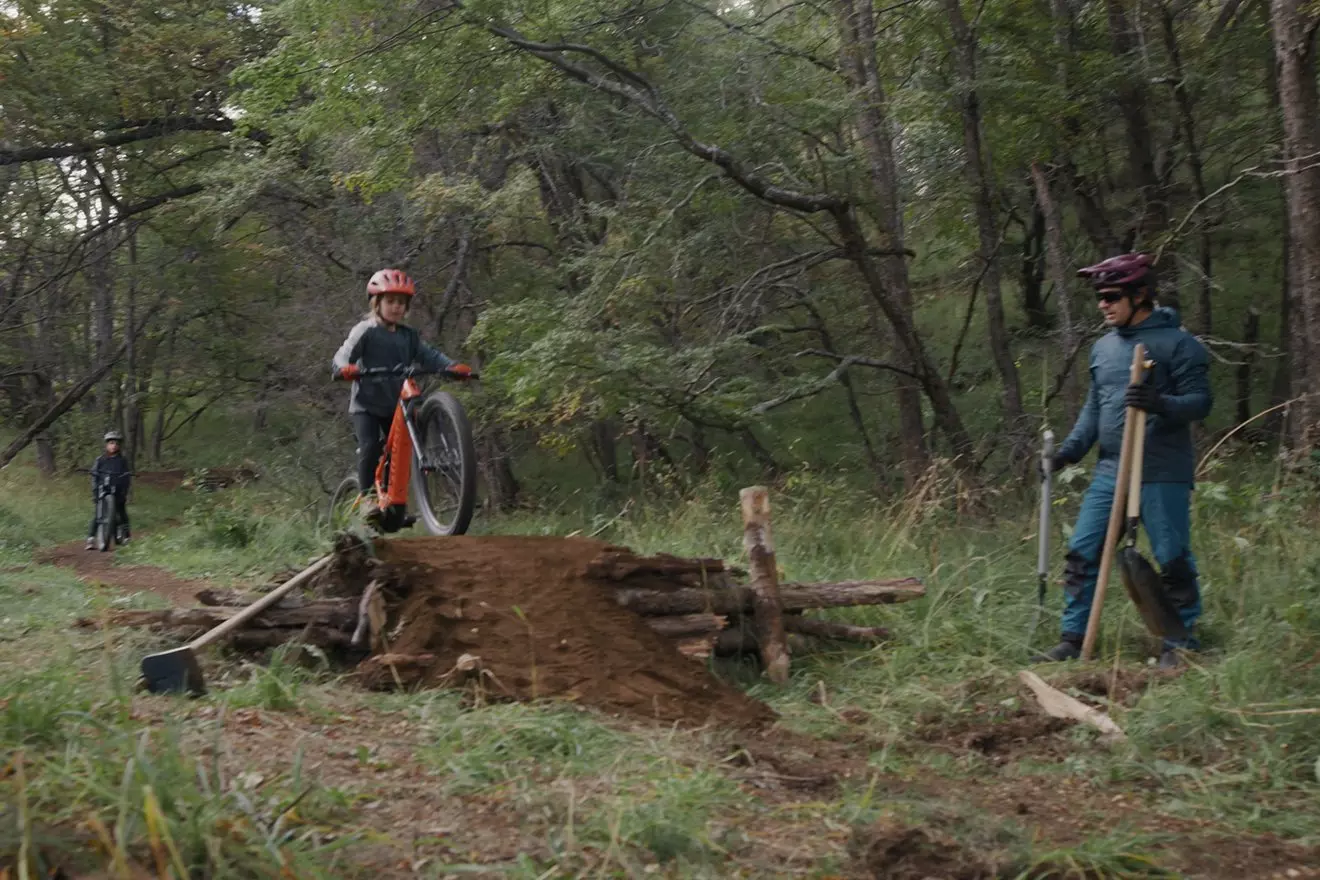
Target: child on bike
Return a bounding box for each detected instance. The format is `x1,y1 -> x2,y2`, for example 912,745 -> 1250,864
86,430 -> 132,549
332,269 -> 470,510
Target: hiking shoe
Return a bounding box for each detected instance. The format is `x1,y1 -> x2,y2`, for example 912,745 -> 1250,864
1031,639 -> 1082,663
1158,648 -> 1182,670
84,537 -> 96,550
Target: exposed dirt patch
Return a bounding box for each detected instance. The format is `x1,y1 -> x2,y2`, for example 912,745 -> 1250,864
364,536 -> 774,728
916,707 -> 1073,762
35,539 -> 204,607
849,819 -> 994,880
1052,666 -> 1169,707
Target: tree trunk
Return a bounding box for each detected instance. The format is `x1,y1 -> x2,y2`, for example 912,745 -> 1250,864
480,431 -> 521,511
124,232 -> 140,466
1159,7 -> 1214,332
1105,0 -> 1171,258
152,319 -> 177,462
1236,307 -> 1260,426
833,0 -> 928,483
1020,196 -> 1050,331
943,0 -> 1027,462
1031,163 -> 1083,417
1270,0 -> 1320,446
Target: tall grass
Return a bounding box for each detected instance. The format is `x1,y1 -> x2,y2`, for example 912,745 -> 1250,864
2,447 -> 1317,874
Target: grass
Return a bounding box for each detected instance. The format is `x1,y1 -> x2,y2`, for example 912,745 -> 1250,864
1,448 -> 1318,876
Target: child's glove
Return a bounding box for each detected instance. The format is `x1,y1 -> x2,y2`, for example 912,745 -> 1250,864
334,364 -> 361,381
447,363 -> 473,378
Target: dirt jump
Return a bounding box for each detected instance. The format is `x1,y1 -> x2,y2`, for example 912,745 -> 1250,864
81,533 -> 928,727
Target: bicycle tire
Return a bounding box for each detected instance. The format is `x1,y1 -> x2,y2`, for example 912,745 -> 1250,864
412,392 -> 477,536
97,498 -> 114,552
327,474 -> 362,532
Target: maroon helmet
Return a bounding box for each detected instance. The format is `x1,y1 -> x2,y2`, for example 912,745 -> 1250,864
366,268 -> 415,297
1077,253 -> 1155,289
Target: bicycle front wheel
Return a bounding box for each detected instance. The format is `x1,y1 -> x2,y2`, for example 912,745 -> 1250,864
412,392 -> 477,536
97,499 -> 114,552
326,474 -> 362,532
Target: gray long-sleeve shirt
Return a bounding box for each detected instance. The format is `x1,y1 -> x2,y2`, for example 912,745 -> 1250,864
332,318 -> 454,417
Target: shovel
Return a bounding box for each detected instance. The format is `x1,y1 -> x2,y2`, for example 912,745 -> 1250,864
1030,428 -> 1056,644
1119,407 -> 1190,640
141,554 -> 332,695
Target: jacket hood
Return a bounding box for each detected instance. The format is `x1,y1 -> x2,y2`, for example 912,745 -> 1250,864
1117,306 -> 1182,336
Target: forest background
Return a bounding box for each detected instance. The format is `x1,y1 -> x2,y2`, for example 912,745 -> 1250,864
5,1 -> 1320,875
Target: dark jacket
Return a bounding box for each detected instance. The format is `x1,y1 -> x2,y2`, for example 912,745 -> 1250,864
332,318 -> 454,418
91,452 -> 132,499
1058,307 -> 1212,484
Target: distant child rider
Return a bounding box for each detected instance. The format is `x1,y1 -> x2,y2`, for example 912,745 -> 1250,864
1034,253 -> 1212,669
331,269 -> 471,511
86,430 -> 132,549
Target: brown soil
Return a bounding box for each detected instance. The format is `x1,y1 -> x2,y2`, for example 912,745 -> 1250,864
849,819 -> 994,880
916,708 -> 1073,762
365,536 -> 774,728
1053,666 -> 1170,707
35,540 -> 204,607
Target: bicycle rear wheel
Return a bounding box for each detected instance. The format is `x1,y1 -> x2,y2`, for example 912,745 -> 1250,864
412,392 -> 477,536
326,475 -> 362,532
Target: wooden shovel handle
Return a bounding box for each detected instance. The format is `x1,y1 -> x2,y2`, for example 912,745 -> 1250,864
1127,409 -> 1147,521
188,555 -> 332,650
1081,345 -> 1148,661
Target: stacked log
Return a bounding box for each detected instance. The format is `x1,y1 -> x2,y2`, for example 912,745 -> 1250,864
79,545 -> 920,667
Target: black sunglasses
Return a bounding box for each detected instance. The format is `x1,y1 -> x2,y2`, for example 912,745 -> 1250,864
1096,290 -> 1127,304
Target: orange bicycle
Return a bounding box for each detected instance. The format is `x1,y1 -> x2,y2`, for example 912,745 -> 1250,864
327,365 -> 478,535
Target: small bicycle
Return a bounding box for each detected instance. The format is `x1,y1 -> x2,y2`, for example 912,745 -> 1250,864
92,471 -> 133,552
328,365 -> 478,535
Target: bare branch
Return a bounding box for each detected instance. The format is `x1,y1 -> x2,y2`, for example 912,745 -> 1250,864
796,348 -> 925,382
481,18 -> 847,214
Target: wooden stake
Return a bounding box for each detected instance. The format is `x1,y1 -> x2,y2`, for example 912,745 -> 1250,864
740,486 -> 790,684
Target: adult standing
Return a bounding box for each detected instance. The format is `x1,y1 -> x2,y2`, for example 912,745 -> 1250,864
1034,254 -> 1212,668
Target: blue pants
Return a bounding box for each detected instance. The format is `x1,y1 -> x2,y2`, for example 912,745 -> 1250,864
1061,472 -> 1201,649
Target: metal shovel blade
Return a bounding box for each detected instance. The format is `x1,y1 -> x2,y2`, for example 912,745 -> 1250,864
141,647 -> 207,696
1118,546 -> 1189,640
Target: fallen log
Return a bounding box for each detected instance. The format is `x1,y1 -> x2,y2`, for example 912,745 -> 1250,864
783,617 -> 890,643
586,549 -> 733,581
229,628 -> 355,650
614,578 -> 924,616
77,600 -> 356,631
644,613 -> 727,638
195,588 -> 306,609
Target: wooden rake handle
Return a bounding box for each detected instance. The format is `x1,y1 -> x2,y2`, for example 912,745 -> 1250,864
1080,345 -> 1148,661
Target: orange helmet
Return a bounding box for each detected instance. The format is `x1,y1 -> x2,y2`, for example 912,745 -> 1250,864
366,268 -> 416,297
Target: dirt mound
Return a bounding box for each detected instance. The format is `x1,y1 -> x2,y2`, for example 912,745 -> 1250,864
360,536 -> 774,728
850,819 -> 994,879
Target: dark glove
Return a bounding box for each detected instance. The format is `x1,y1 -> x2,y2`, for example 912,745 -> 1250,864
1125,382 -> 1166,414
1038,453 -> 1073,480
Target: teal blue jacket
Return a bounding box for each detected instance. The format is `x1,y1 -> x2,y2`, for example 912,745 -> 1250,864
1058,307 -> 1211,484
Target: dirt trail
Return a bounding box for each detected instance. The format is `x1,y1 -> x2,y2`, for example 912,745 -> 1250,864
35,540 -> 205,607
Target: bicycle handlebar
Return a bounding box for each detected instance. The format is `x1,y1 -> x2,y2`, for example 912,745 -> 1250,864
336,365 -> 480,381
